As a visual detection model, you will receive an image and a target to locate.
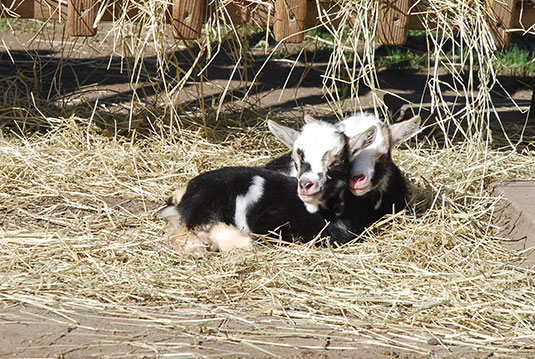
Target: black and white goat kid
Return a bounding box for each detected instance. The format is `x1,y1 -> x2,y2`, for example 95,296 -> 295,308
265,113 -> 420,232
161,120 -> 376,254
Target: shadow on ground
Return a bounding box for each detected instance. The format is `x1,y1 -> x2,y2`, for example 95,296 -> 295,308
0,30 -> 534,146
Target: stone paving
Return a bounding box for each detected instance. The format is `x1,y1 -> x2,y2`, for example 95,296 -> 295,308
494,181 -> 535,264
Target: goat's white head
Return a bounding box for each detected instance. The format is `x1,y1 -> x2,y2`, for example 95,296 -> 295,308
268,116 -> 376,209
338,113 -> 420,196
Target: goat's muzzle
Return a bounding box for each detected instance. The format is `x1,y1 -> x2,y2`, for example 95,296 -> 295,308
298,179 -> 321,202
350,174 -> 371,195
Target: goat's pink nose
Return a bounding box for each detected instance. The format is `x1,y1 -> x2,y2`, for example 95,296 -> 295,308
351,174 -> 366,183
299,180 -> 315,191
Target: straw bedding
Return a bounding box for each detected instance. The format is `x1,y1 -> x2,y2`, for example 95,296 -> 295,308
1,0 -> 535,356
1,113 -> 535,356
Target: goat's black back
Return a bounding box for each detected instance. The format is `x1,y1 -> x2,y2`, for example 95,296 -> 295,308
263,152 -> 295,176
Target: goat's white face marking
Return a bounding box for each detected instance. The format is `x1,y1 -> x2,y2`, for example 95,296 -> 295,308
235,175 -> 265,233
339,113 -> 388,196
268,118 -> 347,213
292,122 -> 345,208
339,113 -> 420,197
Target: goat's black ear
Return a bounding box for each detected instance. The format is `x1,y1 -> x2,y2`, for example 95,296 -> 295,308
267,120 -> 300,149
347,126 -> 377,160
390,115 -> 421,146
303,114 -> 320,125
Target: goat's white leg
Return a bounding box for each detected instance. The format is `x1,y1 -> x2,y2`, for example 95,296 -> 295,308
163,185 -> 211,255
161,186 -> 188,227
171,186 -> 187,205
168,224 -> 210,255
202,222 -> 253,252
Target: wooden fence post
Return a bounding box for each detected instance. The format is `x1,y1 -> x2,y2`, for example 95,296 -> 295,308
173,0 -> 205,39
377,0 -> 410,45
274,0 -> 307,42
68,0 -> 97,36
486,0 -> 516,48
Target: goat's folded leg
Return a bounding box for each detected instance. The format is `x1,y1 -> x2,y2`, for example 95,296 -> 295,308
163,185 -> 211,255
167,221 -> 252,254
201,222 -> 253,252
167,223 -> 211,255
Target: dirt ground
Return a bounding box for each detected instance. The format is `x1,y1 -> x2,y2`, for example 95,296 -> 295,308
2,22 -> 534,138
1,22 -> 534,358
1,302 -> 496,359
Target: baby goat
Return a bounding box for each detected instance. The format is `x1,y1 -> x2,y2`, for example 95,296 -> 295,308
265,113 -> 420,230
161,120 -> 376,254
338,113 -> 420,222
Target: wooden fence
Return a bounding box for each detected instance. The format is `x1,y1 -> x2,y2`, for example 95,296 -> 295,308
1,0 -> 535,48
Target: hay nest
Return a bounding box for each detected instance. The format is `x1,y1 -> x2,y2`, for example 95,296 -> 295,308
1,115 -> 535,357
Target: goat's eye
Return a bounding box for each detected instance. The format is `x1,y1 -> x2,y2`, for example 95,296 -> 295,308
332,159 -> 343,167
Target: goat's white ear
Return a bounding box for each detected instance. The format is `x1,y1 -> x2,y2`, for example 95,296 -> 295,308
390,115 -> 421,146
336,121 -> 346,132
267,120 -> 300,149
348,126 -> 377,160
303,114 -> 320,125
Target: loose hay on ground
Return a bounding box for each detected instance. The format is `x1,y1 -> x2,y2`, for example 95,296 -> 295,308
1,117 -> 535,357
